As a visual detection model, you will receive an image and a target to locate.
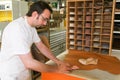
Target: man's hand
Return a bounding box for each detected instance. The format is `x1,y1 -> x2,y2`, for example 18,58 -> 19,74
56,60 -> 79,73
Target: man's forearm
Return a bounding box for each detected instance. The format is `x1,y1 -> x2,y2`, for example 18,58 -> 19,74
35,42 -> 60,63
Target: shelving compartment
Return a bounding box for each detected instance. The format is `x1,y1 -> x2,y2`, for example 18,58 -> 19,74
112,0 -> 120,50
115,1 -> 120,11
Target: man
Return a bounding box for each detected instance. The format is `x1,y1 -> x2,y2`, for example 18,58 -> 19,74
0,1 -> 78,80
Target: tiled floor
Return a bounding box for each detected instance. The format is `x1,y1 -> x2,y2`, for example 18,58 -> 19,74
111,50 -> 120,59
35,50 -> 120,80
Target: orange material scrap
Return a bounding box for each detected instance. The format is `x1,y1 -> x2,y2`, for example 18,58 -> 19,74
41,72 -> 85,80
64,50 -> 120,74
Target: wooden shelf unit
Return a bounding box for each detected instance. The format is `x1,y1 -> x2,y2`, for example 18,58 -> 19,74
66,0 -> 116,55
112,0 -> 120,50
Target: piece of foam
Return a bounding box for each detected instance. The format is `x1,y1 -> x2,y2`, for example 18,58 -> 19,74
78,57 -> 98,65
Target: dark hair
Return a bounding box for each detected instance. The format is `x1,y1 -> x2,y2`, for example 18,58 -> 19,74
26,1 -> 53,16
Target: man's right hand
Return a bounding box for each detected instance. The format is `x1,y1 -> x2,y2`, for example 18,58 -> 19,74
56,61 -> 79,73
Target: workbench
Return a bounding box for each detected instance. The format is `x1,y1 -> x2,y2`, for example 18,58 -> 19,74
42,50 -> 120,80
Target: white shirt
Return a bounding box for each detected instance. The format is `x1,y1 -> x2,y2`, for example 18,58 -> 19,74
0,17 -> 40,80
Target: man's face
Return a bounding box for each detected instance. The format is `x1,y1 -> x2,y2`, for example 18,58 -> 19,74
34,9 -> 51,28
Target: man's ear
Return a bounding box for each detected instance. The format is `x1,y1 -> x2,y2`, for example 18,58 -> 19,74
32,11 -> 39,20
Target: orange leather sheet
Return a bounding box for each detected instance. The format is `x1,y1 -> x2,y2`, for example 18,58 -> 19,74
41,72 -> 85,80
64,50 -> 120,74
